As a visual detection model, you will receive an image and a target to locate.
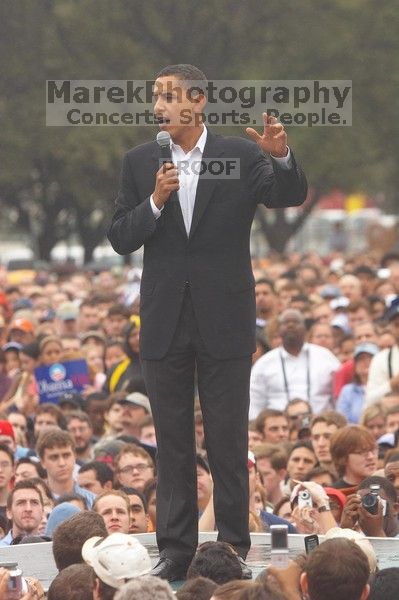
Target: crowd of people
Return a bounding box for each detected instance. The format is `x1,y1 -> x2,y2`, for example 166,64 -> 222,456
0,248 -> 399,599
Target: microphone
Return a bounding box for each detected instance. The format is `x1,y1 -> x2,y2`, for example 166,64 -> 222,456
156,131 -> 178,205
156,131 -> 173,164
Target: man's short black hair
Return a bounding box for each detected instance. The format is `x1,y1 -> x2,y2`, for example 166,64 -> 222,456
255,278 -> 276,292
118,486 -> 148,512
78,460 -> 114,487
369,567 -> 399,600
156,64 -> 207,95
187,541 -> 242,584
48,564 -> 95,600
176,576 -> 217,600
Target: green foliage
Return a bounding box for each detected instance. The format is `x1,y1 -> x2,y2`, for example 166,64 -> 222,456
0,0 -> 397,257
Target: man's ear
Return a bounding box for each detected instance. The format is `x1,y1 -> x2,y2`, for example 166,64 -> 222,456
277,468 -> 287,480
104,480 -> 113,491
300,572 -> 308,596
93,577 -> 101,600
360,583 -> 370,600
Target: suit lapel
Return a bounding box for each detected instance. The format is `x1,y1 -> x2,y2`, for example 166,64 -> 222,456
189,132 -> 224,240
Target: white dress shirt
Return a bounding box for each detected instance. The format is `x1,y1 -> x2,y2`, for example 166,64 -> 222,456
249,342 -> 340,419
150,126 -> 292,233
365,344 -> 399,405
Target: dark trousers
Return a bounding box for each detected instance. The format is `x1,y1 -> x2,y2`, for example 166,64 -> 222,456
142,289 -> 252,563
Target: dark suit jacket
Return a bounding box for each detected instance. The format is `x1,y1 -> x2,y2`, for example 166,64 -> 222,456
107,131 -> 307,360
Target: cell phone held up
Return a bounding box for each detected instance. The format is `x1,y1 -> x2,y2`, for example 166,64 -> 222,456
0,563 -> 24,600
304,534 -> 319,554
270,524 -> 289,568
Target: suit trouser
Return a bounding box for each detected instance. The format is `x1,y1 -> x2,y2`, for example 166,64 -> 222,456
141,287 -> 252,563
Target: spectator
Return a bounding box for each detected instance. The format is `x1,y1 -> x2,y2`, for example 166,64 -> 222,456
308,322 -> 335,351
255,409 -> 289,444
248,421 -> 264,451
118,486 -> 149,534
36,429 -> 95,508
310,411 -> 347,478
114,444 -> 155,492
0,348 -> 12,400
255,278 -> 278,330
0,480 -> 43,546
347,300 -> 372,333
66,411 -> 95,463
307,466 -> 335,487
196,455 -> 213,515
337,343 -> 379,423
93,490 -> 131,534
143,478 -> 157,530
356,476 -> 399,537
360,403 -> 387,441
385,404 -> 399,433
250,309 -> 340,418
78,299 -> 103,332
34,403 -> 66,441
14,457 -> 46,482
7,317 -> 35,346
93,439 -> 125,470
48,564 -> 95,600
85,391 -> 108,439
300,538 -> 370,600
104,340 -> 127,373
176,576 -> 217,600
384,450 -> 399,501
82,533 -> 152,597
52,510 -> 107,571
103,304 -> 131,339
334,321 -> 378,398
286,441 -> 317,485
254,444 -> 287,507
138,414 -> 157,446
285,399 -> 312,440
8,412 -> 29,447
38,335 -> 64,366
339,274 -> 363,303
369,567 -> 399,600
115,576 -> 175,600
58,391 -> 84,414
78,461 -> 114,495
103,322 -> 145,394
45,502 -> 80,537
187,541 -> 242,585
210,580 -> 285,600
366,297 -> 399,405
330,425 -> 378,488
0,443 -> 14,520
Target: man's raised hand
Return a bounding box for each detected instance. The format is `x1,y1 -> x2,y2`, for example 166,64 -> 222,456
246,112 -> 288,158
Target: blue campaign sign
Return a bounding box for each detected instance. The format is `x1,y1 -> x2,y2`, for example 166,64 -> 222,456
35,360 -> 90,404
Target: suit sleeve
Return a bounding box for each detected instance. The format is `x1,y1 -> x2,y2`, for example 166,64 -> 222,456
107,152 -> 157,255
247,142 -> 308,209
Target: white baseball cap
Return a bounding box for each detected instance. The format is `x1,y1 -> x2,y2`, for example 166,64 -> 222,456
324,527 -> 377,573
82,533 -> 152,588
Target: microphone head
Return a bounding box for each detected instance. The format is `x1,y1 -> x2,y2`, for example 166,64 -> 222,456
156,131 -> 171,148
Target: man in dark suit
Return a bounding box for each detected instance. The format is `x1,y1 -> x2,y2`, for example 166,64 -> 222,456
108,64 -> 307,581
